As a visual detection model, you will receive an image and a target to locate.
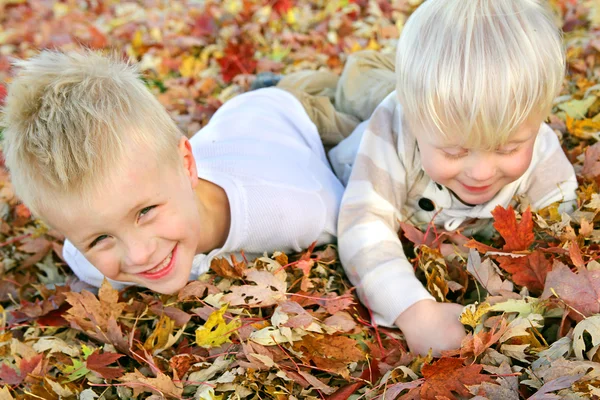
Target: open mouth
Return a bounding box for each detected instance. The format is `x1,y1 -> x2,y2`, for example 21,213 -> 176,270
138,245 -> 177,280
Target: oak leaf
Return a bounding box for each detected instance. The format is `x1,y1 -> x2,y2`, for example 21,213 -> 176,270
492,205 -> 534,252
420,357 -> 494,400
119,369 -> 183,398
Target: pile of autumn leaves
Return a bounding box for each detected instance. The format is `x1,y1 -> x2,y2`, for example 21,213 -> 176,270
4,195 -> 600,399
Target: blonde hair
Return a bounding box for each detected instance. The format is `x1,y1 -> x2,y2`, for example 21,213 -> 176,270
396,0 -> 565,149
1,50 -> 182,217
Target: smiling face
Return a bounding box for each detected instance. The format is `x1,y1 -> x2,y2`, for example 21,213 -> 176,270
43,137 -> 230,294
415,119 -> 542,205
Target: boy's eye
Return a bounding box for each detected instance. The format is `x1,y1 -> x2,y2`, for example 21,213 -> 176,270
441,147 -> 469,159
496,145 -> 519,155
90,235 -> 109,248
139,205 -> 156,218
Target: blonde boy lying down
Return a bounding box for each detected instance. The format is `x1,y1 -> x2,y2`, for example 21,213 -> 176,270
1,51 -> 344,293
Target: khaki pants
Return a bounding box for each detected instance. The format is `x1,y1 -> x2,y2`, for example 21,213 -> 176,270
277,50 -> 396,147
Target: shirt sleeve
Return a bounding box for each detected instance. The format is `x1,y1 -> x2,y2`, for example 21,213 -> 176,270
337,95 -> 434,328
62,239 -> 129,289
520,124 -> 578,212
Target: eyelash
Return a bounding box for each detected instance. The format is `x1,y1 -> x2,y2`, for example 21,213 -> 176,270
88,205 -> 157,248
442,147 -> 519,160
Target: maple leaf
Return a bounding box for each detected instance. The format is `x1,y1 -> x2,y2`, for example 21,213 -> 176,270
496,250 -> 551,292
210,255 -> 246,279
542,260 -> 600,320
273,0 -> 294,15
86,350 -> 124,380
63,279 -> 125,332
492,205 -> 534,252
0,354 -> 43,386
581,141 -> 600,179
420,357 -> 494,399
195,305 -> 241,348
119,369 -> 183,398
294,335 -> 364,377
217,39 -> 258,83
223,269 -> 287,307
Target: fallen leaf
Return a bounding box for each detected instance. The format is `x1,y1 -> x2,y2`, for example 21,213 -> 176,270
541,260 -> 600,319
195,305 -> 240,348
492,206 -> 534,252
420,357 -> 495,400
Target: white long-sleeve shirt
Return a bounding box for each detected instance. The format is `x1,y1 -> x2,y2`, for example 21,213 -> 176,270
64,88 -> 345,288
332,92 -> 578,327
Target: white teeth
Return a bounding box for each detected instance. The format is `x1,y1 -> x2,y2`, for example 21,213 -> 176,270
146,251 -> 173,274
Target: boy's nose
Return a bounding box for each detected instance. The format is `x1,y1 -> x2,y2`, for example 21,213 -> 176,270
123,239 -> 156,268
465,155 -> 497,182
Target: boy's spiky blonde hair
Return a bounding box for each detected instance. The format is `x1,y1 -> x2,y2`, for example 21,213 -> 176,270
396,0 -> 565,149
1,50 -> 182,217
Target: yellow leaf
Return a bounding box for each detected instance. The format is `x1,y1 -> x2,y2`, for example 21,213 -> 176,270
144,314 -> 174,351
566,114 -> 600,139
460,302 -> 491,329
132,30 -> 143,49
367,38 -> 380,51
195,305 -> 240,348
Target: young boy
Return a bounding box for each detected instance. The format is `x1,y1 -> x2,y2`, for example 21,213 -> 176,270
1,50 -> 345,293
281,0 -> 577,356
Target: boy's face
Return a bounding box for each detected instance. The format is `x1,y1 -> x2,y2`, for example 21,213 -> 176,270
415,120 -> 541,205
44,137 -> 228,294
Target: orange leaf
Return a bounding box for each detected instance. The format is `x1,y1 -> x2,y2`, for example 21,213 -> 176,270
420,357 -> 494,400
496,250 -> 551,292
491,205 -> 534,252
569,241 -> 586,270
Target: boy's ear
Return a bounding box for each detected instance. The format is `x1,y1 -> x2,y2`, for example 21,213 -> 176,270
177,137 -> 199,188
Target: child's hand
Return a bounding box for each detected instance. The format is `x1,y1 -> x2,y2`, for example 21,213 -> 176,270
394,299 -> 466,356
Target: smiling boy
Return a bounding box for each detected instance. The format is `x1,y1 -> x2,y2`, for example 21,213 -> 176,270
329,0 -> 578,356
1,50 -> 344,292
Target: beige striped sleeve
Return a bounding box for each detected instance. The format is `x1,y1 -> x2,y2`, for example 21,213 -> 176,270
337,95 -> 434,328
520,124 -> 577,213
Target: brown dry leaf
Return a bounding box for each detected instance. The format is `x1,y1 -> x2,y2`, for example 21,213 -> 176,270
63,280 -> 125,332
119,369 -> 183,398
209,256 -> 246,279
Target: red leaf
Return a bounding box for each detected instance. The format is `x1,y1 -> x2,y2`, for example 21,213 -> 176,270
491,205 -> 534,252
217,40 -> 257,83
420,357 -> 494,400
496,250 -> 551,292
0,84 -> 7,107
86,350 -> 124,380
273,0 -> 294,15
192,13 -> 218,37
0,364 -> 22,385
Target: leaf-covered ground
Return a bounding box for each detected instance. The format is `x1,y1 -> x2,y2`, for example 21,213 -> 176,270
3,0 -> 600,399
